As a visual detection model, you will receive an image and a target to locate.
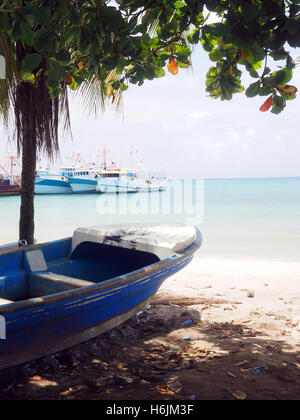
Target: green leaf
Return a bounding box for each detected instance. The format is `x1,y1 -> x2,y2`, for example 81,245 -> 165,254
188,28 -> 200,44
271,94 -> 286,114
174,1 -> 185,9
154,67 -> 165,77
46,58 -> 68,81
20,71 -> 35,84
209,48 -> 224,62
262,67 -> 271,76
34,30 -> 55,53
48,86 -> 62,99
205,0 -> 218,12
258,85 -> 272,96
0,14 -> 10,31
275,68 -> 293,84
201,32 -> 217,52
284,18 -> 299,35
287,30 -> 300,48
68,77 -> 78,91
53,51 -> 72,64
241,4 -> 260,22
64,27 -> 79,45
100,6 -> 125,32
21,53 -> 43,73
12,18 -> 35,45
265,68 -> 293,88
33,7 -> 52,27
245,81 -> 260,98
119,82 -> 128,91
205,23 -> 228,37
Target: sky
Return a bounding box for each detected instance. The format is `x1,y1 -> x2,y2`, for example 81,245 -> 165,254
1,45 -> 300,179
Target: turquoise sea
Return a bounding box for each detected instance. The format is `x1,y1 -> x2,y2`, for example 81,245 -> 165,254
0,177 -> 299,263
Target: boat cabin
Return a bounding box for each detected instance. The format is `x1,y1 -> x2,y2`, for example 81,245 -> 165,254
100,169 -> 136,179
72,170 -> 95,177
60,167 -> 76,177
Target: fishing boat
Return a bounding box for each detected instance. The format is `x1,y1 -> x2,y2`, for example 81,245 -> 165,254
96,149 -> 139,194
67,169 -> 100,194
97,168 -> 141,193
0,224 -> 201,370
0,177 -> 20,196
97,149 -> 167,194
35,167 -> 74,195
138,177 -> 168,193
0,157 -> 21,196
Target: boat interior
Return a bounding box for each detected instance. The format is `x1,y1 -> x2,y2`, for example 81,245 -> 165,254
0,238 -> 160,306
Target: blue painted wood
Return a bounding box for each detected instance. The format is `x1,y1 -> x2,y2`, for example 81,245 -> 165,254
0,248 -> 27,300
0,229 -> 202,369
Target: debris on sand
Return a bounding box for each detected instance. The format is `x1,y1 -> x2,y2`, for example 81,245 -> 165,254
1,293 -> 300,401
232,391 -> 247,400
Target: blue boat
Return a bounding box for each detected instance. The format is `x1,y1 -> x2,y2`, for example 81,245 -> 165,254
0,224 -> 202,370
68,169 -> 99,194
35,168 -> 73,195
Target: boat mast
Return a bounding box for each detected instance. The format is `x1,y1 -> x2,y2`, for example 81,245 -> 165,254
130,146 -> 134,170
103,149 -> 107,170
0,156 -> 21,184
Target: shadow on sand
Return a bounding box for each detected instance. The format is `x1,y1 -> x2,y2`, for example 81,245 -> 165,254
1,294 -> 300,400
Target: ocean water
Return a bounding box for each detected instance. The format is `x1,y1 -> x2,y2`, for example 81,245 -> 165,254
0,177 -> 299,263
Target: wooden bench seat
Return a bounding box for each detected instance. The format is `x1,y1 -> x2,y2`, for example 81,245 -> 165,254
36,272 -> 94,289
30,271 -> 95,297
25,249 -> 95,298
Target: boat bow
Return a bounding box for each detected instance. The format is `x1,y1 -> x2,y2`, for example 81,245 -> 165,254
72,224 -> 199,260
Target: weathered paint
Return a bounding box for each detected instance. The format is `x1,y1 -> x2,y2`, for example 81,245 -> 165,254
0,228 -> 201,369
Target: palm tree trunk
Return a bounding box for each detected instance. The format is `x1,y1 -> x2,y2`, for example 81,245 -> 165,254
19,106 -> 37,245
14,39 -> 68,245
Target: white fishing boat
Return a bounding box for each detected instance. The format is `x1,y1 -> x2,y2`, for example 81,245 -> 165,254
34,167 -> 74,195
97,165 -> 167,194
134,163 -> 168,192
97,169 -> 140,194
68,169 -> 100,194
138,177 -> 168,192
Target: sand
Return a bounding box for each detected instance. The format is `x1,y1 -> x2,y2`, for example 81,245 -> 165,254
161,255 -> 300,329
1,255 -> 300,400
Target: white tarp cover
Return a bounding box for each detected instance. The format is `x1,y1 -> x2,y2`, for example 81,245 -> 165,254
72,224 -> 197,260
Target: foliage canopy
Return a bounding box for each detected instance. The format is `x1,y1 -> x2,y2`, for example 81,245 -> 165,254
0,0 -> 299,116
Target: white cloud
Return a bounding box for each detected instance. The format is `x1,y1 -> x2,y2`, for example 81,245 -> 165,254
246,129 -> 255,137
189,110 -> 211,119
229,131 -> 242,140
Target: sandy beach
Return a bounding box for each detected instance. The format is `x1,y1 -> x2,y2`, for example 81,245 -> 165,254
162,254 -> 300,327
1,254 -> 300,401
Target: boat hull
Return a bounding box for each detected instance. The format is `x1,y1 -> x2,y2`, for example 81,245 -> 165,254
97,179 -> 139,193
68,178 -> 98,194
0,190 -> 20,197
139,186 -> 167,192
0,185 -> 20,196
0,227 -> 201,370
35,178 -> 72,195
